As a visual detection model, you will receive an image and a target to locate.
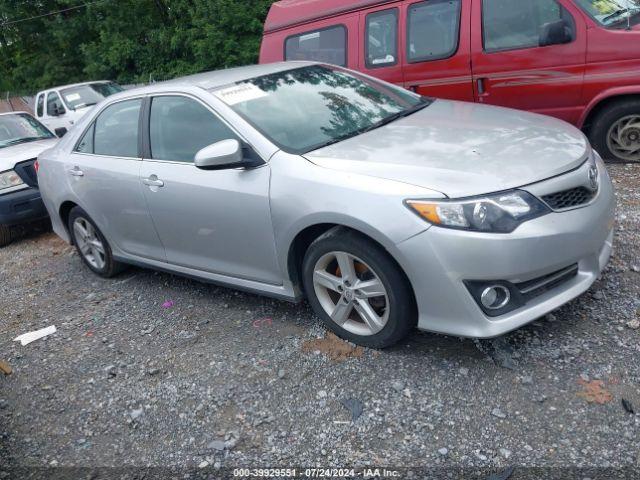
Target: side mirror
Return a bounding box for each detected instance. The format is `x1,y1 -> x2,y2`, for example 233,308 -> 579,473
51,105 -> 65,117
194,139 -> 250,170
539,20 -> 573,47
54,127 -> 68,138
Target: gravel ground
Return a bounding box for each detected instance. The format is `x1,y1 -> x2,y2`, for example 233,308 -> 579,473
1,164 -> 639,479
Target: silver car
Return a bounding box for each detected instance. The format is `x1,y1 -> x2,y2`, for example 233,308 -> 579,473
38,62 -> 615,348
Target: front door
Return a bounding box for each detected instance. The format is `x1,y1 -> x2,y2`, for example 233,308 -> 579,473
470,0 -> 587,124
65,98 -> 166,261
139,94 -> 282,285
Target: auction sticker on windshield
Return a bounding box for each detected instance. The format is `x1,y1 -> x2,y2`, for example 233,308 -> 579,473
214,84 -> 268,105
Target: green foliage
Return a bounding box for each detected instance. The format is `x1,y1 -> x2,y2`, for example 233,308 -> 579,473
0,0 -> 276,93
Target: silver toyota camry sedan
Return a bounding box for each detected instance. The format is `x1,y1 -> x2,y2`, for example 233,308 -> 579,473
37,62 -> 615,348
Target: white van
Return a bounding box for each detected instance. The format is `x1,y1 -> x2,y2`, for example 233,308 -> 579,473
34,81 -> 123,136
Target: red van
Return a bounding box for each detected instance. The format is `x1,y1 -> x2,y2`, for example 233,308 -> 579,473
260,0 -> 640,162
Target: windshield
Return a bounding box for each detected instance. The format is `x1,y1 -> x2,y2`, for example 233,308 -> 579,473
61,82 -> 124,111
0,113 -> 55,149
212,65 -> 429,154
575,0 -> 640,28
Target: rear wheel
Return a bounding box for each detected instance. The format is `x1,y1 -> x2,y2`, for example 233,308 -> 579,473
68,207 -> 125,278
589,99 -> 640,163
0,225 -> 11,248
302,228 -> 417,349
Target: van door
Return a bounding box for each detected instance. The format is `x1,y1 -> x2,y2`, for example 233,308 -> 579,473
359,3 -> 404,85
402,0 -> 474,101
470,0 -> 587,124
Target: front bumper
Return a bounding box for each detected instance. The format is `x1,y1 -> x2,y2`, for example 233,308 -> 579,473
395,159 -> 616,338
0,187 -> 48,227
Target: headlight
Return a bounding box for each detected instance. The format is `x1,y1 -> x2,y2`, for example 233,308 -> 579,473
0,170 -> 24,191
406,190 -> 550,233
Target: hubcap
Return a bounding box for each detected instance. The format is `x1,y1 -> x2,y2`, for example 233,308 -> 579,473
73,218 -> 106,270
607,115 -> 640,162
312,252 -> 389,337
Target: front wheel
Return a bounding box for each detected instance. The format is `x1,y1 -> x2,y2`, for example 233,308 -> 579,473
68,207 -> 126,278
302,228 -> 417,349
589,99 -> 640,163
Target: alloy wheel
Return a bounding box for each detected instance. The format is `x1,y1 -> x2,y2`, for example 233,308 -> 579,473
606,114 -> 640,162
312,251 -> 389,336
73,217 -> 106,270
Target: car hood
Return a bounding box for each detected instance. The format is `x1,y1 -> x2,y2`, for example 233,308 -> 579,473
304,100 -> 589,198
0,138 -> 58,171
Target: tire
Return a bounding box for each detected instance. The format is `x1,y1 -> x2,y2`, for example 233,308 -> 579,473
302,227 -> 417,349
0,225 -> 11,248
588,99 -> 640,163
68,207 -> 126,278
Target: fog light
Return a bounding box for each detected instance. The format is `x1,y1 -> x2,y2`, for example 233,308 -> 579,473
480,285 -> 511,310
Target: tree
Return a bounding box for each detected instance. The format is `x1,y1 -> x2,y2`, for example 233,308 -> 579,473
0,0 -> 276,93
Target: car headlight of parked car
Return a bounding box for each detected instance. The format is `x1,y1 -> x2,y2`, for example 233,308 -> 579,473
406,190 -> 550,233
0,170 -> 24,191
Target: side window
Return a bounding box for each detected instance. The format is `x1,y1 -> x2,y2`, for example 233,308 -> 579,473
149,96 -> 238,163
36,94 -> 44,117
366,9 -> 399,68
285,25 -> 347,67
75,123 -> 95,154
46,92 -> 65,116
482,0 -> 575,52
407,0 -> 462,63
94,99 -> 142,158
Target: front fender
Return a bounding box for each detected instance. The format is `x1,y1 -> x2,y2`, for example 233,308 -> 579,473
579,86 -> 640,128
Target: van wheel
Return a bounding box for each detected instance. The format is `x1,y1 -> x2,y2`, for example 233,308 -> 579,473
589,99 -> 640,163
68,207 -> 126,278
0,225 -> 12,248
302,228 -> 417,349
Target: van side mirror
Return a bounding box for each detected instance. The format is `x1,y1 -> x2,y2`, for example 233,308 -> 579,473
51,105 -> 65,117
194,139 -> 263,170
54,127 -> 68,138
539,20 -> 573,47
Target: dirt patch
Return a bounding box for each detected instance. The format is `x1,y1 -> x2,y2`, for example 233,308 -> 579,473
301,332 -> 364,362
577,379 -> 614,404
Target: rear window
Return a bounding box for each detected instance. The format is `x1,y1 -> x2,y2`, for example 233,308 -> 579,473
285,25 -> 347,67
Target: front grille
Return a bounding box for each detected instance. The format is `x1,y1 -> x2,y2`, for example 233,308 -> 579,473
13,159 -> 38,188
515,264 -> 579,302
542,187 -> 595,211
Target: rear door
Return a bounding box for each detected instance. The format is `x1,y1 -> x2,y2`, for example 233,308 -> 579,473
402,0 -> 474,101
64,97 -> 166,261
139,94 -> 281,284
470,0 -> 587,124
359,3 -> 404,85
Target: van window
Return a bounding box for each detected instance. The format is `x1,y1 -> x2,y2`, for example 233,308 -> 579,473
36,94 -> 44,117
46,92 -> 65,116
285,25 -> 347,67
366,9 -> 399,68
149,96 -> 238,163
93,99 -> 141,158
407,0 -> 462,63
483,0 -> 575,52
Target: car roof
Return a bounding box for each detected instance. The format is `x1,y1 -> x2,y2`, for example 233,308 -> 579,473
107,61 -> 317,100
264,0 -> 396,33
39,80 -> 113,93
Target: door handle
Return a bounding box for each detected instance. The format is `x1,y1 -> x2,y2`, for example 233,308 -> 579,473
68,167 -> 84,177
143,175 -> 164,188
477,78 -> 487,96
